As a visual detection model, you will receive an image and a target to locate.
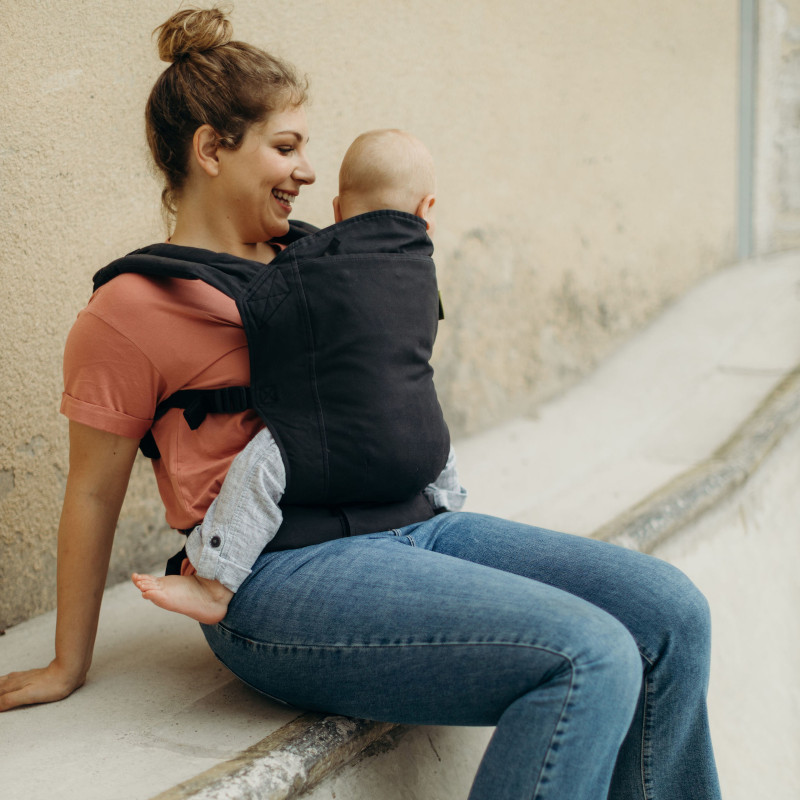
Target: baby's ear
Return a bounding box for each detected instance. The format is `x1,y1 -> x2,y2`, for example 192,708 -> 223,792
333,196 -> 343,223
416,194 -> 436,232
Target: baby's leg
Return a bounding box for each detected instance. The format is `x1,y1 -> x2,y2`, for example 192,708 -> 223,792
132,428 -> 285,624
131,572 -> 233,625
185,427 -> 286,592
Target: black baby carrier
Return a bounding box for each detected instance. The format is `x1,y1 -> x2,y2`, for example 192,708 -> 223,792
92,211 -> 450,556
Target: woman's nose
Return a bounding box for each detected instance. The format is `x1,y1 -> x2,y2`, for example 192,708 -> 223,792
295,155 -> 316,185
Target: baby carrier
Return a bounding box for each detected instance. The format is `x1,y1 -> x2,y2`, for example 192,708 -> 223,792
92,210 -> 450,553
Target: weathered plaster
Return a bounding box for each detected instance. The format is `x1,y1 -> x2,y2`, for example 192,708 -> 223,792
1,0 -> 738,628
756,0 -> 800,252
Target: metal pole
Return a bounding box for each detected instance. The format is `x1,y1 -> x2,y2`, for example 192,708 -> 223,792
738,0 -> 758,260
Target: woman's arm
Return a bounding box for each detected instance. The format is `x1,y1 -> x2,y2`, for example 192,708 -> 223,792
0,421 -> 139,711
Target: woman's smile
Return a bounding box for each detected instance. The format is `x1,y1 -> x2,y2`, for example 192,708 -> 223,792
218,105 -> 315,242
272,188 -> 297,211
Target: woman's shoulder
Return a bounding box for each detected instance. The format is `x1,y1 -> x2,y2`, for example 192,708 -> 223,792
86,271 -> 240,327
63,270 -> 249,428
88,271 -> 170,309
67,273 -> 243,386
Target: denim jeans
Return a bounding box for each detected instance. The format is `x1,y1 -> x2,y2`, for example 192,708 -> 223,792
201,512 -> 721,800
185,426 -> 467,593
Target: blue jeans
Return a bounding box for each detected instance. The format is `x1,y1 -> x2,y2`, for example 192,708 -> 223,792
201,512 -> 720,800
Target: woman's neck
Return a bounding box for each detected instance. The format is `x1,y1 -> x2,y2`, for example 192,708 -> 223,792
170,197 -> 276,264
169,224 -> 276,264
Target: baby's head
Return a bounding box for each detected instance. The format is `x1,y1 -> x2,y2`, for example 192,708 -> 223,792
334,129 -> 436,232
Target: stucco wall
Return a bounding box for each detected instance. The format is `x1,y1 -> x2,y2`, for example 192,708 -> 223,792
0,1 -> 737,629
756,0 -> 800,253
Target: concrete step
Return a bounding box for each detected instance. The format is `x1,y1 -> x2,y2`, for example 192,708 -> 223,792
3,251 -> 800,800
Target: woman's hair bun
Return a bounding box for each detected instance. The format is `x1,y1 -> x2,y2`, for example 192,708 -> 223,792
154,6 -> 233,63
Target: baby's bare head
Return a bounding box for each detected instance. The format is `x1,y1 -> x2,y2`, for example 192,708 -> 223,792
336,129 -> 436,222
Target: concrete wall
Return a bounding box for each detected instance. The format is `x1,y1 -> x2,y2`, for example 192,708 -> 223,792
656,417 -> 800,800
0,1 -> 738,629
756,0 -> 800,253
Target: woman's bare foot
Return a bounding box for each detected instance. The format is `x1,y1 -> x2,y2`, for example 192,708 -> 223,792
131,573 -> 233,624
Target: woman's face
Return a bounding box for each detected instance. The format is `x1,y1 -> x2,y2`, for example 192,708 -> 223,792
217,104 -> 315,242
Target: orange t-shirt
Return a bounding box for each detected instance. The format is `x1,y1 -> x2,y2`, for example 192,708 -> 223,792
61,273 -> 263,530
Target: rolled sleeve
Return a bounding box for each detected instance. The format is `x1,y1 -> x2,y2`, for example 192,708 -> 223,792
60,393 -> 152,439
61,309 -> 161,437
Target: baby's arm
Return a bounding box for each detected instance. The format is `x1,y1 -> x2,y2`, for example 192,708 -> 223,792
132,427 -> 286,623
424,444 -> 467,512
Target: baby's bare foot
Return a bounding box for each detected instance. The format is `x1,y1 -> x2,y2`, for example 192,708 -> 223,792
131,573 -> 233,624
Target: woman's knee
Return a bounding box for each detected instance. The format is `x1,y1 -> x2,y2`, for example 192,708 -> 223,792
639,559 -> 713,677
677,573 -> 711,638
594,614 -> 642,692
549,605 -> 642,711
658,561 -> 711,635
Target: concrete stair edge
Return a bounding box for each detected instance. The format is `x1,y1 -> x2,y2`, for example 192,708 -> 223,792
148,362 -> 800,800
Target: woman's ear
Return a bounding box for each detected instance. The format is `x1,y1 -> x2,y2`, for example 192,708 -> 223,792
192,124 -> 222,178
415,194 -> 436,233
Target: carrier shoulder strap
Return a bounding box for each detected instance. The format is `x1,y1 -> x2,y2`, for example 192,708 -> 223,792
92,222 -> 318,458
92,222 -> 319,459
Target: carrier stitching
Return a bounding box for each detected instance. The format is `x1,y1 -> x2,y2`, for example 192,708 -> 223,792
290,250 -> 330,496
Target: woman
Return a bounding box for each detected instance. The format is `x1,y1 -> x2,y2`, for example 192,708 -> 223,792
0,8 -> 720,799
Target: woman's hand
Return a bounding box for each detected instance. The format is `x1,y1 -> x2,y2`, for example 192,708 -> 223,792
0,661 -> 86,711
0,422 -> 139,711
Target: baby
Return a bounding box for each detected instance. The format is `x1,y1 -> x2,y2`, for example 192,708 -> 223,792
333,127 -> 436,230
132,130 -> 464,623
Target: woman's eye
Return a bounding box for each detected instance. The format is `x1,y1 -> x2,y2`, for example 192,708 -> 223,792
277,146 -> 295,154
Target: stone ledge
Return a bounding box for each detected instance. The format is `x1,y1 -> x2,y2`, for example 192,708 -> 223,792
595,364 -> 800,552
151,362 -> 800,800
151,713 -> 396,800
